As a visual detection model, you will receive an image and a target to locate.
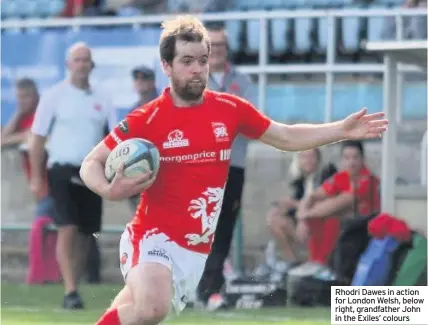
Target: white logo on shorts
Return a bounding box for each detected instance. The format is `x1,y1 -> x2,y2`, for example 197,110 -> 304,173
147,246 -> 170,261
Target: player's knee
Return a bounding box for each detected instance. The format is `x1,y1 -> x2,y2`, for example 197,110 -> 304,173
134,301 -> 170,325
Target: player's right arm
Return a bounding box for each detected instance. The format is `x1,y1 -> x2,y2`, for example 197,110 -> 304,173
29,89 -> 56,199
80,109 -> 154,201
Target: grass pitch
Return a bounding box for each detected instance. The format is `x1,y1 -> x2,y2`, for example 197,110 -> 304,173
1,283 -> 332,325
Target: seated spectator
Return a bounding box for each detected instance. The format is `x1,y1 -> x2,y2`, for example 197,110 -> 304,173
296,140 -> 381,264
266,148 -> 337,266
1,78 -> 37,150
1,79 -> 49,203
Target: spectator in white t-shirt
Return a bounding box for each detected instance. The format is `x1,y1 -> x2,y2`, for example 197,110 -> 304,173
29,42 -> 114,309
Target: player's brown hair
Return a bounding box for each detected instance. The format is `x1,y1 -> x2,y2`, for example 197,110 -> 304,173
159,15 -> 211,64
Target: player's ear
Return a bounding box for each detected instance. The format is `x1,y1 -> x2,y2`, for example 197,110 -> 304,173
91,61 -> 95,69
161,59 -> 172,77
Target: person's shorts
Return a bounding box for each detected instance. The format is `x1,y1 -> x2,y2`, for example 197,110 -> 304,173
47,163 -> 102,235
119,228 -> 208,315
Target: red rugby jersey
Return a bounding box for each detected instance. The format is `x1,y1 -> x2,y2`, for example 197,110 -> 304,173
322,167 -> 381,216
104,88 -> 271,254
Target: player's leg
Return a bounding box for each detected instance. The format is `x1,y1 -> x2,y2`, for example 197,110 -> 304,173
109,286 -> 133,310
267,210 -> 299,262
56,226 -> 79,292
96,232 -> 174,325
124,263 -> 173,324
47,165 -> 83,309
74,184 -> 103,284
96,264 -> 172,325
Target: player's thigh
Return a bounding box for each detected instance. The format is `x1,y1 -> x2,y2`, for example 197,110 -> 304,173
47,164 -> 79,227
126,262 -> 173,322
119,231 -> 174,319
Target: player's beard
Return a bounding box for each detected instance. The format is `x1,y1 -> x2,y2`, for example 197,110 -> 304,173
172,77 -> 206,102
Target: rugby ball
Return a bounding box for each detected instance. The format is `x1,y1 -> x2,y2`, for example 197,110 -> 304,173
105,138 -> 160,182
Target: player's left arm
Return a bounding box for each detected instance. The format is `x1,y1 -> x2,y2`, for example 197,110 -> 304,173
259,109 -> 388,151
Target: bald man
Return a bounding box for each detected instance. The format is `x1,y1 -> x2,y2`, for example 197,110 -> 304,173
29,42 -> 114,309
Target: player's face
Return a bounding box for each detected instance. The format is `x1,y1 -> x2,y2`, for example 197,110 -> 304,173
165,40 -> 209,101
67,47 -> 93,80
341,147 -> 364,176
16,87 -> 37,114
208,30 -> 228,70
298,149 -> 319,176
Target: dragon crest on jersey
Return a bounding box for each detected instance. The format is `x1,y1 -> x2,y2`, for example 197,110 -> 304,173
185,186 -> 225,246
212,122 -> 229,142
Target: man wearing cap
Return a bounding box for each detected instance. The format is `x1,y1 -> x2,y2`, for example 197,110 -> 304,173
130,65 -> 158,110
127,65 -> 158,209
196,24 -> 258,306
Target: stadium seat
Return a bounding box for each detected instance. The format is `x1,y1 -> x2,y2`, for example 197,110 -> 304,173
317,14 -> 328,53
266,82 -> 427,122
1,0 -> 19,19
294,17 -> 312,54
382,0 -> 403,7
367,4 -> 388,42
271,18 -> 290,54
329,0 -> 346,8
246,19 -> 260,54
49,0 -> 66,17
311,0 -> 330,8
14,0 -> 39,18
341,7 -> 362,53
225,19 -> 242,53
263,0 -> 283,9
237,0 -> 260,10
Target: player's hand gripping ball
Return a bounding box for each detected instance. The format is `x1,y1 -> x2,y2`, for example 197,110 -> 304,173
105,138 -> 160,182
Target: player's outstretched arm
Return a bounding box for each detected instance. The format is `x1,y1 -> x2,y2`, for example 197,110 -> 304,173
80,141 -> 153,201
259,108 -> 388,151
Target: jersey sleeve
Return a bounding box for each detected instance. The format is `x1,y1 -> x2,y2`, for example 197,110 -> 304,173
31,89 -> 57,137
236,97 -> 271,139
321,172 -> 343,196
103,107 -> 150,151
